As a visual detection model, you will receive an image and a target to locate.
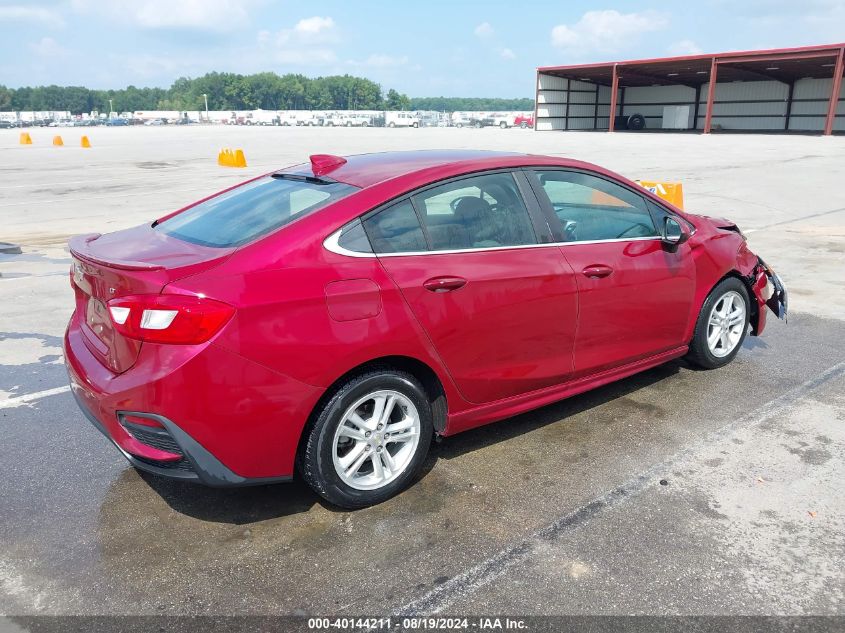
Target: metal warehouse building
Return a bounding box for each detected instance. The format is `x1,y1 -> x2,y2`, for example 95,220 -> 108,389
534,43 -> 845,135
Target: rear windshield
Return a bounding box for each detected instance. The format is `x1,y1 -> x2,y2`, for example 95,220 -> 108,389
156,176 -> 358,247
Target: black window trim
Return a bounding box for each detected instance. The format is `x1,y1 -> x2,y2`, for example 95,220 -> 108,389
407,196 -> 434,251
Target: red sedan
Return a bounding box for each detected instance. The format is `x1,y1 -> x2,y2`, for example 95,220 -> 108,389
65,150 -> 787,508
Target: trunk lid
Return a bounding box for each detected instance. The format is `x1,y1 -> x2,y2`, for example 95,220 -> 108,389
69,225 -> 234,373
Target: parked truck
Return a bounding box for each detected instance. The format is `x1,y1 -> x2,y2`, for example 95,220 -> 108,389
385,111 -> 420,128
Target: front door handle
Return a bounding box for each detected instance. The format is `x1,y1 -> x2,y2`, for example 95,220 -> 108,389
582,264 -> 614,279
423,276 -> 467,292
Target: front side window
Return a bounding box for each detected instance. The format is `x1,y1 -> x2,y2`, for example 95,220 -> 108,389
534,170 -> 657,242
413,172 -> 537,251
156,176 -> 358,247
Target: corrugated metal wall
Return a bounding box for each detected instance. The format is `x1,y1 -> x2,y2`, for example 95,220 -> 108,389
536,74 -> 568,131
790,77 -> 845,131
694,80 -> 788,130
536,74 -> 615,130
621,85 -> 696,128
537,71 -> 844,133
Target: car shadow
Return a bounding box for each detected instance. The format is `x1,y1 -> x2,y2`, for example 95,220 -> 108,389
421,361 -> 682,470
137,470 -> 321,524
137,360 -> 683,523
742,336 -> 769,351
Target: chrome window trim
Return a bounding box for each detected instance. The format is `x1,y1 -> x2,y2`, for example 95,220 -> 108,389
323,228 -> 378,258
323,229 -> 662,259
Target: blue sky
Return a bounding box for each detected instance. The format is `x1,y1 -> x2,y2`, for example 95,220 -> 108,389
1,0 -> 843,96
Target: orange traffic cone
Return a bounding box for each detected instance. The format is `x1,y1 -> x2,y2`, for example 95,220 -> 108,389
19,132 -> 32,145
52,135 -> 64,146
81,136 -> 91,148
234,149 -> 247,168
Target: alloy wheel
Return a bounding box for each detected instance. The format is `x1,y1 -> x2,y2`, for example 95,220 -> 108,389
706,290 -> 746,357
331,390 -> 421,490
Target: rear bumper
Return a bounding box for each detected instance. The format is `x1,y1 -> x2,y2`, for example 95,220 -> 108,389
64,313 -> 324,484
72,391 -> 290,486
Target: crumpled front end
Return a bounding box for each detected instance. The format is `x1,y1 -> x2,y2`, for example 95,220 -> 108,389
744,256 -> 788,336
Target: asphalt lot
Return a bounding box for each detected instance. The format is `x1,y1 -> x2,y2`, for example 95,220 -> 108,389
0,126 -> 844,618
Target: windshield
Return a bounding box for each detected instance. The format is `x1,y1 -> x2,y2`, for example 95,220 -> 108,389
156,176 -> 358,247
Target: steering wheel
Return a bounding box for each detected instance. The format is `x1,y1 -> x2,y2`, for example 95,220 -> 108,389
449,196 -> 483,212
616,223 -> 652,239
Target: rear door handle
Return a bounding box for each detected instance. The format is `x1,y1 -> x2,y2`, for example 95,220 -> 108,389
423,276 -> 467,292
582,264 -> 614,279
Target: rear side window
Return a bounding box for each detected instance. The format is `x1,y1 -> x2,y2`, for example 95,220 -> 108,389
336,218 -> 373,253
534,170 -> 657,242
363,200 -> 427,253
413,172 -> 537,250
156,176 -> 358,247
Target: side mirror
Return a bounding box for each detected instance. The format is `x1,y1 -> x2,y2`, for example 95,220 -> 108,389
662,217 -> 690,249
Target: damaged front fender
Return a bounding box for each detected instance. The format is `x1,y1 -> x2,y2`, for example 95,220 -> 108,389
760,259 -> 788,322
743,258 -> 788,335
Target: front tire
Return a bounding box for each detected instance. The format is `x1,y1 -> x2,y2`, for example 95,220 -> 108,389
686,278 -> 750,369
299,369 -> 433,509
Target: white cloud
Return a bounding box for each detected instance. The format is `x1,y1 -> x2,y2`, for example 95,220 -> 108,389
668,39 -> 704,55
72,0 -> 256,32
499,47 -> 516,60
274,16 -> 338,45
551,10 -> 668,54
293,16 -> 334,36
474,22 -> 494,38
29,37 -> 68,58
258,16 -> 339,66
0,5 -> 64,28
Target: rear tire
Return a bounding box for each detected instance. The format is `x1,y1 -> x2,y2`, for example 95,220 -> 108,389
686,278 -> 750,369
299,369 -> 433,509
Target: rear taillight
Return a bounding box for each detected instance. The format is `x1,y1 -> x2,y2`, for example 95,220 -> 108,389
106,294 -> 234,344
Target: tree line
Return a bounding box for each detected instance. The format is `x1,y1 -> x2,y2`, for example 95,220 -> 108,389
408,96 -> 533,112
0,72 -> 531,114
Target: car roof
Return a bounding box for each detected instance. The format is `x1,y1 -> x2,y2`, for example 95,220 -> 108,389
283,149 -> 575,189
